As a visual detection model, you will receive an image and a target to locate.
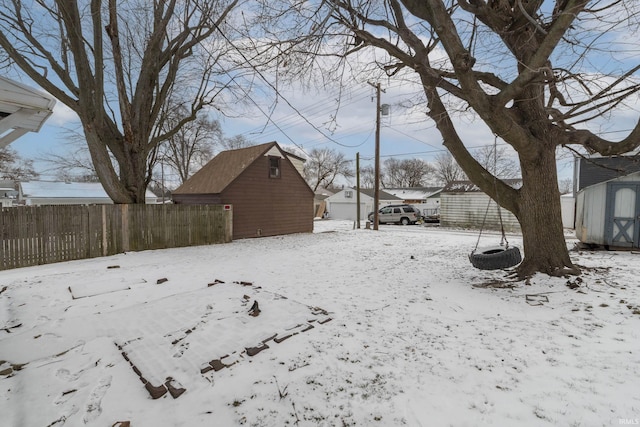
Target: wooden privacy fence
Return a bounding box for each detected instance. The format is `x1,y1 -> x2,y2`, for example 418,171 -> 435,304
0,204 -> 233,270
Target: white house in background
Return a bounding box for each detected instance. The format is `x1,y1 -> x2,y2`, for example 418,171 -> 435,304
18,181 -> 159,205
313,187 -> 335,218
325,188 -> 401,221
0,180 -> 17,207
383,187 -> 443,216
0,76 -> 56,148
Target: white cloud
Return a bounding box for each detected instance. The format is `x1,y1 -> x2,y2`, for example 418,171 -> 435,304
48,100 -> 80,126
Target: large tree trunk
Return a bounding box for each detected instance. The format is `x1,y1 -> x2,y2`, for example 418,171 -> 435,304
515,146 -> 578,277
84,125 -> 148,204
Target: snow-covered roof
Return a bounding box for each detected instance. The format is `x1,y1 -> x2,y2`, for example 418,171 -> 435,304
0,77 -> 56,148
442,179 -> 523,193
383,187 -> 443,199
20,181 -> 157,200
326,188 -> 399,201
21,181 -> 111,199
0,180 -> 16,191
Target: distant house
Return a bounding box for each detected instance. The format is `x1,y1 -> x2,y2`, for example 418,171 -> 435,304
574,155 -> 640,193
172,142 -> 314,239
383,187 -> 443,216
313,187 -> 335,218
575,171 -> 640,249
440,180 -> 522,232
0,180 -> 17,207
17,181 -> 158,205
324,188 -> 400,221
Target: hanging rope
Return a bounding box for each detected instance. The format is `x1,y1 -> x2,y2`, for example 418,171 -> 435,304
472,196 -> 493,254
471,135 -> 509,254
491,135 -> 509,248
469,135 -> 522,270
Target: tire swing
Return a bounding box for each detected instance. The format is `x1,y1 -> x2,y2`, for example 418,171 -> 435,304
469,200 -> 522,270
468,138 -> 522,270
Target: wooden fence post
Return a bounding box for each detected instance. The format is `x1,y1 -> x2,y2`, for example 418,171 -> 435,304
121,204 -> 129,252
1,204 -> 232,270
102,205 -> 108,257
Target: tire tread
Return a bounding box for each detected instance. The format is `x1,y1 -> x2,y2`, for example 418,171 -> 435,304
470,246 -> 522,270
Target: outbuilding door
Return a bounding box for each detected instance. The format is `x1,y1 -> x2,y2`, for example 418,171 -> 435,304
328,202 -> 369,221
605,182 -> 640,248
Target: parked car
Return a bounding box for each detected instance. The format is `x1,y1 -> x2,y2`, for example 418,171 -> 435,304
421,207 -> 440,223
368,204 -> 422,225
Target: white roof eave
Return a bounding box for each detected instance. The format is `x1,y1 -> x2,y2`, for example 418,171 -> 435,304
0,76 -> 56,148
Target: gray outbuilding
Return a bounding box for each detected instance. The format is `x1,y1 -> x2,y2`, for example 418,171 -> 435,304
575,171 -> 640,249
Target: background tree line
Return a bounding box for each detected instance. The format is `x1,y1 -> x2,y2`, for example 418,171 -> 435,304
306,145 -> 521,191
0,147 -> 38,181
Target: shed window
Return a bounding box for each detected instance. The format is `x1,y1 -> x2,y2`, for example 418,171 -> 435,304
269,157 -> 281,178
345,190 -> 353,198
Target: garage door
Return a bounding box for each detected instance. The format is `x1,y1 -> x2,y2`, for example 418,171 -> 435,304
328,202 -> 369,220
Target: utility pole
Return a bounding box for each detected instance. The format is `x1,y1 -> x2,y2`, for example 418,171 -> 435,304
368,81 -> 383,230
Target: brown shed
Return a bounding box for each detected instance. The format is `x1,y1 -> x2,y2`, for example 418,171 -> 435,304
172,142 -> 314,239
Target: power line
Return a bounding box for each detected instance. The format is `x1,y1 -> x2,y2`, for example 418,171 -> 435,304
232,86 -> 379,148
211,26 -> 382,150
229,80 -> 419,150
384,126 -> 441,150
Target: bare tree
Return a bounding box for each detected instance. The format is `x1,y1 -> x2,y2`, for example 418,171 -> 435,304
304,147 -> 354,191
432,152 -> 466,185
359,164 -> 377,188
0,147 -> 38,180
257,0 -> 640,277
153,107 -> 222,185
473,145 -> 520,179
54,170 -> 101,183
221,134 -> 254,151
43,113 -> 223,185
558,178 -> 573,195
0,0 -> 243,203
39,127 -> 100,182
383,157 -> 433,187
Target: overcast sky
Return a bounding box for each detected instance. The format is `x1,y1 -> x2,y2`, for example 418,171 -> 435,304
8,4 -> 640,188
10,76 -> 580,186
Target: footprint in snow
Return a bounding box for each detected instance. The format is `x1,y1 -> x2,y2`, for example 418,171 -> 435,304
83,375 -> 112,424
56,368 -> 79,382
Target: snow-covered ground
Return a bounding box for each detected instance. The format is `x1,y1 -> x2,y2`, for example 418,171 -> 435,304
1,220 -> 639,427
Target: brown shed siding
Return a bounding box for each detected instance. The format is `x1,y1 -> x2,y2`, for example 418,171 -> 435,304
221,155 -> 313,239
172,193 -> 222,205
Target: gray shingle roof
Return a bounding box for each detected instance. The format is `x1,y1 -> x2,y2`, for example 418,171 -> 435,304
173,142 -> 278,195
356,188 -> 401,200
577,156 -> 640,190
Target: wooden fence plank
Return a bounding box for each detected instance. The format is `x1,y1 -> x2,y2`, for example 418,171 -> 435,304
0,204 -> 232,270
